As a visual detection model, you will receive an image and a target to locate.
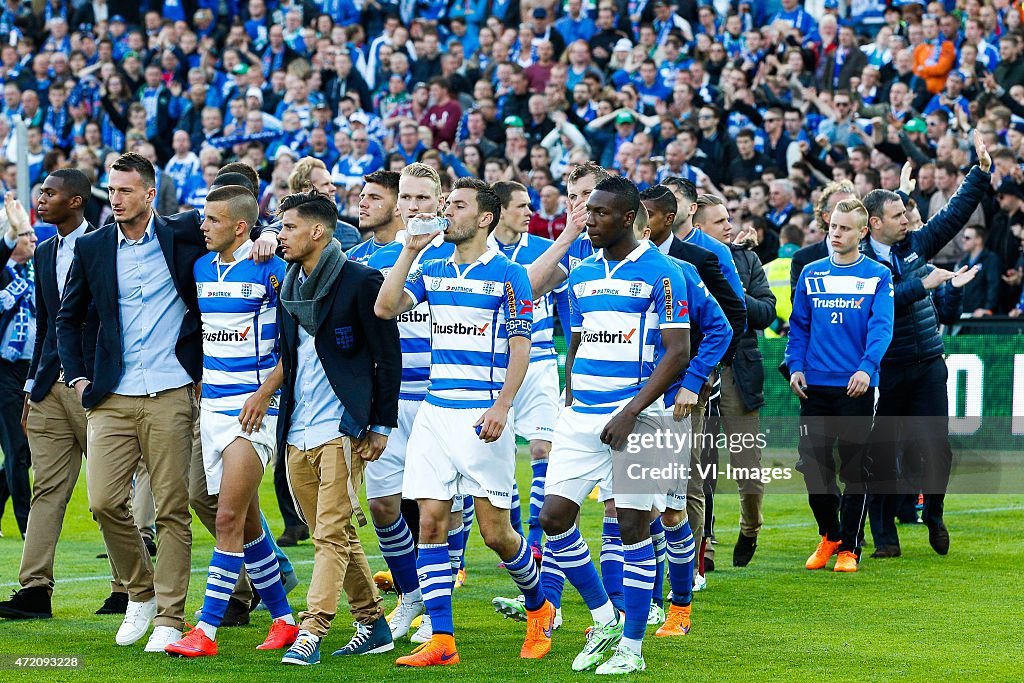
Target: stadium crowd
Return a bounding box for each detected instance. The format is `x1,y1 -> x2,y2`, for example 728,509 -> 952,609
0,0 -> 1020,675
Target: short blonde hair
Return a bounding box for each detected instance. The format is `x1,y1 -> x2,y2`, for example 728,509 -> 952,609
399,162 -> 442,198
833,198 -> 869,230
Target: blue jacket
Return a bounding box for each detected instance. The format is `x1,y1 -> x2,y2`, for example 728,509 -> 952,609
787,255 -> 895,388
860,166 -> 990,366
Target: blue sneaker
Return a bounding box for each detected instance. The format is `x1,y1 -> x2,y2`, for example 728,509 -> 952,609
332,616 -> 395,655
281,630 -> 321,665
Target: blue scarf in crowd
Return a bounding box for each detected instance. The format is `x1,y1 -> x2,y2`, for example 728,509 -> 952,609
1,261 -> 34,362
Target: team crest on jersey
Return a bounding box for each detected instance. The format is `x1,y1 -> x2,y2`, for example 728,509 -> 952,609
269,274 -> 280,292
430,276 -> 442,291
629,282 -> 643,297
197,282 -> 205,296
335,326 -> 354,349
855,280 -> 865,291
483,281 -> 496,295
241,283 -> 252,298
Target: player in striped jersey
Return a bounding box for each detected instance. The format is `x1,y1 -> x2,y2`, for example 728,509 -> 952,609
346,171 -> 404,265
539,176 -> 690,675
165,185 -> 298,658
487,181 -> 560,560
524,163 -> 640,620
375,177 -> 555,668
363,164 -> 456,644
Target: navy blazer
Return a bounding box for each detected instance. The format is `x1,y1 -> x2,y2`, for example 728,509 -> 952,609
28,224 -> 100,402
276,259 -> 401,457
56,211 -> 207,409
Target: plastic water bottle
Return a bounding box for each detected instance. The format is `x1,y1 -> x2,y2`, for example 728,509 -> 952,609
407,216 -> 448,236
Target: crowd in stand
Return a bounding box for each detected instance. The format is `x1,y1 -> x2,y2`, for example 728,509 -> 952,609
2,0 -> 1024,322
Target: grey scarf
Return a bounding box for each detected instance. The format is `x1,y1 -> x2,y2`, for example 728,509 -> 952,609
280,240 -> 346,335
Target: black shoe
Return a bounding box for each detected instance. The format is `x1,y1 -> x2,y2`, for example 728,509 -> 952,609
927,520 -> 949,555
704,556 -> 715,572
870,544 -> 902,559
143,536 -> 157,558
0,587 -> 52,619
220,596 -> 252,627
732,533 -> 758,567
276,525 -> 309,547
95,591 -> 129,615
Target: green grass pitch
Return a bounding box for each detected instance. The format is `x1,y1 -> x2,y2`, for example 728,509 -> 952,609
0,455 -> 1020,681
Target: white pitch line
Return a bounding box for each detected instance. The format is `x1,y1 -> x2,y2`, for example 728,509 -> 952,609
1,556 -> 381,589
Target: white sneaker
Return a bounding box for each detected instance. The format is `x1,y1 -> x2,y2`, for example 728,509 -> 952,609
554,607 -> 563,631
409,613 -> 432,644
693,573 -> 707,592
647,601 -> 665,626
388,597 -> 424,639
115,598 -> 157,646
145,625 -> 182,653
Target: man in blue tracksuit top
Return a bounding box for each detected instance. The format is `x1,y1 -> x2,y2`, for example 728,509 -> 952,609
787,198 -> 894,574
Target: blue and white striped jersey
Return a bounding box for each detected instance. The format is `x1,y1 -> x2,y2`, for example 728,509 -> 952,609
487,231 -> 557,362
347,237 -> 391,265
404,248 -> 533,409
557,233 -> 595,275
568,241 -> 689,414
368,231 -> 455,401
194,241 -> 286,415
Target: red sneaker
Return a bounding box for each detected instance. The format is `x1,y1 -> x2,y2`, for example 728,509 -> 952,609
165,627 -> 217,657
256,618 -> 299,650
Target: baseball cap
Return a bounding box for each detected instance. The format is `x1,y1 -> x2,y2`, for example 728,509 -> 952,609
532,7 -> 548,19
652,0 -> 668,7
245,86 -> 263,102
615,111 -> 636,125
349,110 -> 369,125
904,117 -> 927,133
614,38 -> 633,52
233,63 -> 249,75
824,0 -> 839,8
110,14 -> 126,23
1011,121 -> 1024,134
504,115 -> 524,128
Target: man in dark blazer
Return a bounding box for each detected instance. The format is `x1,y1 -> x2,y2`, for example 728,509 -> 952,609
55,152 -> 206,651
0,170 -> 113,620
274,190 -> 401,663
57,155 -> 283,646
790,180 -> 857,297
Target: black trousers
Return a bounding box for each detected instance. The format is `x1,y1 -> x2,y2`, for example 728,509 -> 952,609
0,359 -> 31,535
867,357 -> 952,547
797,386 -> 874,553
